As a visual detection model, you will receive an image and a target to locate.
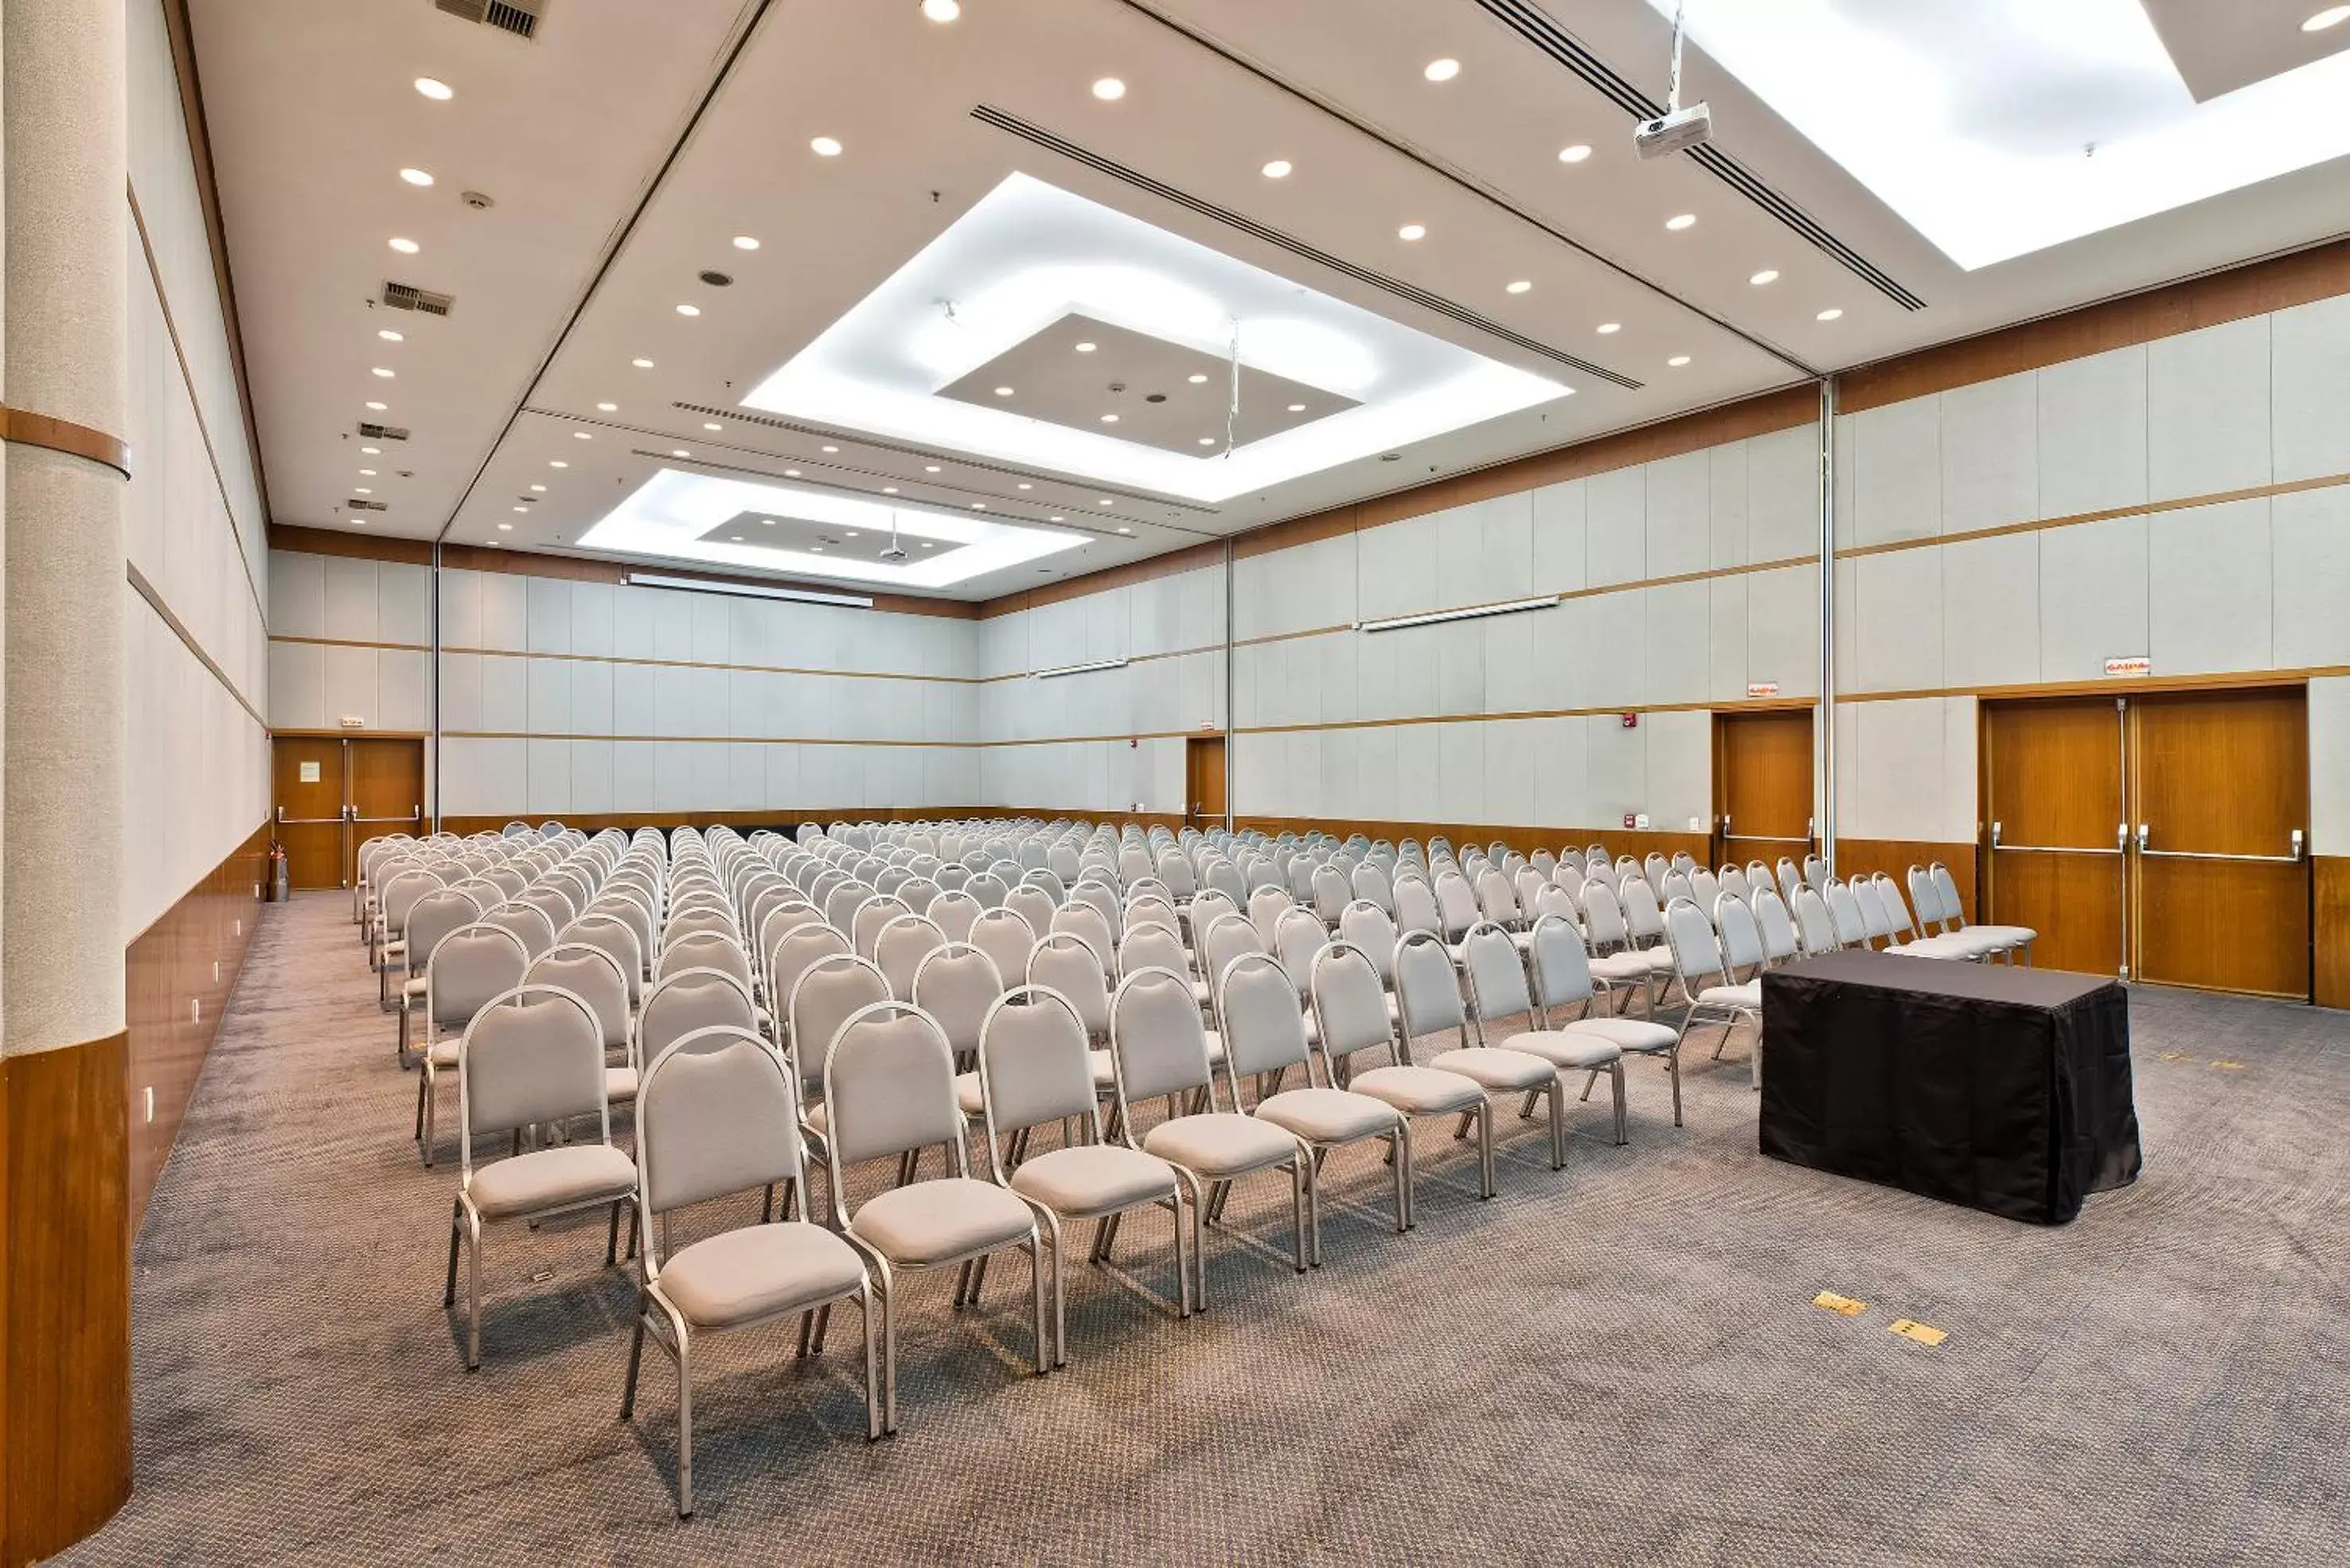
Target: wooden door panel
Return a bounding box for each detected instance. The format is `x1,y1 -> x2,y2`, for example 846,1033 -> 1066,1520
271,739 -> 345,891
1989,850 -> 2125,977
1714,711 -> 1813,864
346,739 -> 424,884
1187,737 -> 1225,825
2135,857 -> 2309,997
1986,699 -> 2122,848
1984,699 -> 2126,975
2131,688 -> 2309,997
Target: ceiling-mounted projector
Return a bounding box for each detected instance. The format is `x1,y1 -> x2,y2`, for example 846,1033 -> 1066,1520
1635,101 -> 1712,159
1635,1 -> 1710,159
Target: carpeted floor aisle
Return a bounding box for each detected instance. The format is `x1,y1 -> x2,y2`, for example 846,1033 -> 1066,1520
63,893 -> 2350,1566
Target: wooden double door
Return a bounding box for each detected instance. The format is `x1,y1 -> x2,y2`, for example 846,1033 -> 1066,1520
272,736 -> 426,889
1186,735 -> 1226,829
1983,688 -> 2309,998
1713,709 -> 1813,870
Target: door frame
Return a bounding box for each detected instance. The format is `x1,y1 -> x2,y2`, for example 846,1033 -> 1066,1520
272,731 -> 428,889
1710,706 -> 1817,871
1185,733 -> 1228,831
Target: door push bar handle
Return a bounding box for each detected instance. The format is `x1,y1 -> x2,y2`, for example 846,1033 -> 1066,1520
275,803 -> 284,824
2292,829 -> 2305,861
2134,822 -> 2149,852
1989,821 -> 2000,847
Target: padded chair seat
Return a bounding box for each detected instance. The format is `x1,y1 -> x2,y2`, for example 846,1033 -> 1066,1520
658,1222 -> 865,1329
1634,943 -> 1677,973
1884,934 -> 1982,960
1347,1063 -> 1484,1116
1142,1111 -> 1300,1178
851,1177 -> 1035,1266
605,1066 -> 638,1104
1964,923 -> 2036,946
427,1038 -> 463,1068
1590,953 -> 1657,986
466,1144 -> 636,1219
954,1070 -> 984,1118
1560,1016 -> 1679,1055
1009,1144 -> 1177,1219
403,975 -> 428,999
1089,1050 -> 1118,1094
1492,1029 -> 1622,1072
1254,1086 -> 1401,1144
1696,981 -> 1762,1009
1430,1045 -> 1556,1093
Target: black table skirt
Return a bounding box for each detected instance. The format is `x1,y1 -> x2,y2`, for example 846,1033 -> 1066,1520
1759,952 -> 2142,1225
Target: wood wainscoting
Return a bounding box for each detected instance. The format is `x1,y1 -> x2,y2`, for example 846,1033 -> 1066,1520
1835,839 -> 1979,923
126,823 -> 271,1221
2317,857 -> 2350,1012
1,1030 -> 133,1566
436,806 -> 995,839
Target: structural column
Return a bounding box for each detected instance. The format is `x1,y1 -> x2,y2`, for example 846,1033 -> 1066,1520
0,1 -> 134,1562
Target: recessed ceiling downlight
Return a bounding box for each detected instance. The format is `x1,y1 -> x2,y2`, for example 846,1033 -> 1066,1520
732,236 -> 760,251
1091,76 -> 1126,100
1398,223 -> 1427,240
1596,322 -> 1621,334
922,0 -> 962,20
388,236 -> 420,254
1558,143 -> 1591,163
2305,6 -> 2350,31
1262,159 -> 1293,178
1423,58 -> 1461,81
399,168 -> 434,187
810,136 -> 844,157
632,358 -> 654,369
1506,280 -> 1532,294
1816,307 -> 1844,322
1668,354 -> 1692,366
1749,269 -> 1780,286
676,303 -> 701,317
413,77 -> 453,100
1665,213 -> 1696,231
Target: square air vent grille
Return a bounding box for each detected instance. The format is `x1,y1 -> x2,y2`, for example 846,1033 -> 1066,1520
346,498 -> 389,512
434,0 -> 543,38
357,423 -> 411,442
381,281 -> 453,316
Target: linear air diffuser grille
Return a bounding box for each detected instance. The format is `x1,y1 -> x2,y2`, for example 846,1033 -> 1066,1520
381,281 -> 454,316
357,423 -> 412,442
434,0 -> 543,39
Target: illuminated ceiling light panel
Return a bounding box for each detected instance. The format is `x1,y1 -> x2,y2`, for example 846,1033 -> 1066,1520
1645,0 -> 2350,269
576,470 -> 1084,588
740,172 -> 1568,504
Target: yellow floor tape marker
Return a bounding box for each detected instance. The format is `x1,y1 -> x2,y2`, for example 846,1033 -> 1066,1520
1813,1291 -> 1867,1316
2157,1051 -> 2186,1062
1888,1319 -> 1948,1347
2211,1059 -> 2245,1071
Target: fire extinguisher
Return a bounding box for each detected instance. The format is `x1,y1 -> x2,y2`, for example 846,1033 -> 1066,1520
269,843 -> 290,903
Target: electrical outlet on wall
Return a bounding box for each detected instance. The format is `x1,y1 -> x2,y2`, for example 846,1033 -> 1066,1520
144,1086 -> 154,1124
1635,813 -> 1650,830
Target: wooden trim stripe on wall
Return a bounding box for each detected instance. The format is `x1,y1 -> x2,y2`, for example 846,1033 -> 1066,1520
0,406 -> 131,478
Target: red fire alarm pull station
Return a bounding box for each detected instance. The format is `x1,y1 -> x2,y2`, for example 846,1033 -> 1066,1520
1620,712 -> 1638,728
1622,812 -> 1637,830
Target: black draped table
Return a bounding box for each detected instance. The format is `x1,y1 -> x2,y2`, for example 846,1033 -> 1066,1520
1758,951 -> 2141,1224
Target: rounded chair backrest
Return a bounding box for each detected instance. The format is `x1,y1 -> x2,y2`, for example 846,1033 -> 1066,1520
638,967 -> 757,1065
1907,865 -> 1949,926
482,900 -> 558,961
1337,899 -> 1400,982
1026,932 -> 1111,1040
1215,953 -> 1310,1082
1777,858 -> 1803,904
768,922 -> 852,1019
1719,865 -> 1753,904
850,895 -> 912,961
1579,879 -> 1630,947
407,888 -> 487,977
656,929 -> 752,989
910,942 -> 1005,1062
1791,886 -> 1840,954
1069,879 -> 1120,934
1824,882 -> 1870,947
1116,922 -> 1187,982
1392,874 -> 1441,938
1048,901 -> 1116,968
965,871 -> 1009,910
1004,883 -> 1057,942
1349,860 -> 1394,916
564,912 -> 646,1004
428,922 -> 531,1032
977,986 -> 1097,1141
1154,848 -> 1197,899
459,985 -> 607,1148
927,889 -> 982,943
1460,922 -> 1533,1025
1473,867 -> 1520,927
1663,896 -> 1726,985
872,914 -> 947,1002
586,891 -> 650,966
1246,884 -> 1292,948
1271,907 -> 1327,1001
786,955 -> 891,1086
1392,930 -> 1466,1040
1433,870 -> 1480,942
1309,942 -> 1396,1064
1645,852 -> 1671,887
1619,876 -> 1667,944
1527,913 -> 1595,1012
822,1003 -> 958,1173
822,880 -> 873,934
1929,864 -> 1967,927
1717,895 -> 1767,972
1310,864 -> 1351,923
967,907 -> 1036,991
1122,895 -> 1179,938
1659,869 -> 1693,905
1200,911 -> 1265,998
381,869 -> 445,934
1751,887 -> 1800,963
1688,868 -> 1721,908
1108,968 -> 1215,1106
526,944 -> 630,1051
638,1028 -> 802,1223
1852,878 -> 1895,942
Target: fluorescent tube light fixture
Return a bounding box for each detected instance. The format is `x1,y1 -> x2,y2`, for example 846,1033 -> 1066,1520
623,572 -> 874,609
1356,595 -> 1560,634
1034,657 -> 1130,680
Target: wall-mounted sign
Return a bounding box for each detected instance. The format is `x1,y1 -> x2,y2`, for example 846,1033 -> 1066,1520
1747,681 -> 1780,697
299,761 -> 321,784
339,715 -> 366,728
2103,656 -> 2151,677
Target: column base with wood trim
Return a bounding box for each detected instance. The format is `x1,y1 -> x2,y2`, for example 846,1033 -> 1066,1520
1,1032 -> 133,1566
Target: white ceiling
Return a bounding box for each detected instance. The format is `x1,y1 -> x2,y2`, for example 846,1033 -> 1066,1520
193,0 -> 2350,603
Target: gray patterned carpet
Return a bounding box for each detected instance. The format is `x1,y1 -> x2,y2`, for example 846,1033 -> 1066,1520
64,895 -> 2350,1566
